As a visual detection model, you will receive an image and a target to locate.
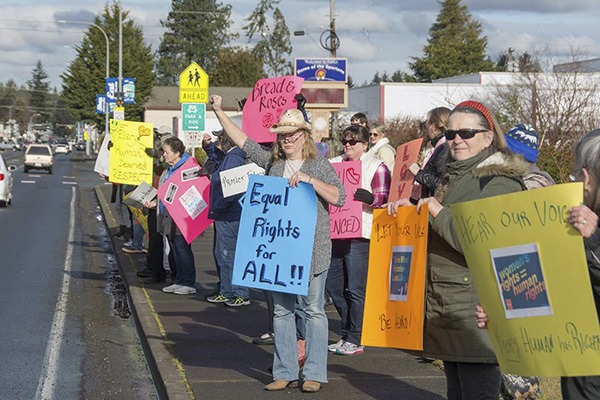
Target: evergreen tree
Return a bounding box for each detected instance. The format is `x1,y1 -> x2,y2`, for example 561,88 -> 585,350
244,0 -> 293,77
27,60 -> 51,114
211,47 -> 265,87
61,3 -> 156,125
409,0 -> 495,82
156,0 -> 237,85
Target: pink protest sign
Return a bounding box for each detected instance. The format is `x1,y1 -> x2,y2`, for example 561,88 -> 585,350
389,138 -> 423,202
157,157 -> 213,244
329,160 -> 363,239
242,76 -> 305,143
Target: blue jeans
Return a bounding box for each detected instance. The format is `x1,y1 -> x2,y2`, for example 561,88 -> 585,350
326,238 -> 370,346
131,219 -> 145,250
272,271 -> 328,383
444,361 -> 501,400
167,234 -> 196,288
214,220 -> 248,299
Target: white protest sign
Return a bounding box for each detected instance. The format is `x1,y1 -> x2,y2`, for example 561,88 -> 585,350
122,181 -> 157,209
219,163 -> 265,197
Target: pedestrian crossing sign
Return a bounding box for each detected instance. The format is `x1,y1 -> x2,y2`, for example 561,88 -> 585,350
179,62 -> 209,103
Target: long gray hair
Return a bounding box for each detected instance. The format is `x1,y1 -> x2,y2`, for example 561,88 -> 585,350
573,129 -> 600,213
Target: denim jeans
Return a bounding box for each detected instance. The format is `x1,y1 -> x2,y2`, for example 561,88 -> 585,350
272,271 -> 328,383
326,238 -> 370,345
131,219 -> 145,250
443,361 -> 501,400
167,234 -> 195,288
214,220 -> 248,299
146,209 -> 165,280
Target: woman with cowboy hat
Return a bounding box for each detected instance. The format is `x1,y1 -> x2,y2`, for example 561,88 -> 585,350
209,94 -> 345,393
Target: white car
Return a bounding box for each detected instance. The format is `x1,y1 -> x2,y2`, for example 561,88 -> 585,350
54,143 -> 70,155
0,153 -> 15,207
24,144 -> 54,174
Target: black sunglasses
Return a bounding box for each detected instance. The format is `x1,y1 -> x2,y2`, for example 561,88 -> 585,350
341,139 -> 363,146
444,128 -> 489,140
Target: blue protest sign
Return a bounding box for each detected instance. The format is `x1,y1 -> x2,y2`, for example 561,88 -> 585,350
232,175 -> 317,295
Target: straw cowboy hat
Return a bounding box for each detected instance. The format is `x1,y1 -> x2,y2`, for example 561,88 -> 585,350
269,109 -> 312,134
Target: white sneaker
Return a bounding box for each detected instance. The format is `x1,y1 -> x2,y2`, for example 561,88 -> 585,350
328,339 -> 345,352
174,286 -> 197,295
162,284 -> 181,293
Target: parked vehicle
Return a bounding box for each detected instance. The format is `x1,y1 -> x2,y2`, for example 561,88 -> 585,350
0,141 -> 21,151
75,141 -> 86,151
0,153 -> 15,207
24,144 -> 53,174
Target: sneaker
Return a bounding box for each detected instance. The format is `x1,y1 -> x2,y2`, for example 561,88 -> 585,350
122,246 -> 147,254
174,285 -> 197,295
328,339 -> 345,352
225,297 -> 250,307
206,294 -> 230,303
162,284 -> 181,293
335,341 -> 364,356
123,239 -> 133,247
252,332 -> 275,345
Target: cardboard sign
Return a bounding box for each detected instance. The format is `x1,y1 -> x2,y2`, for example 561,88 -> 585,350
361,207 -> 429,350
157,158 -> 213,244
389,138 -> 423,202
232,175 -> 317,295
450,183 -> 600,377
329,160 -> 363,239
122,181 -> 157,209
219,163 -> 266,198
108,120 -> 154,185
94,133 -> 111,176
242,76 -> 304,143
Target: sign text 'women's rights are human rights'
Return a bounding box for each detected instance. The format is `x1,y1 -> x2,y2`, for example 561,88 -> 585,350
450,183 -> 600,377
232,175 -> 317,296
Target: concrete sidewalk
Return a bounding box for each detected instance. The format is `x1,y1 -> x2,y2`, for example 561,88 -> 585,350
95,184 -> 447,400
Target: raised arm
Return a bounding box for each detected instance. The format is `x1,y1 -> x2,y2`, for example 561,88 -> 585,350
209,94 -> 248,149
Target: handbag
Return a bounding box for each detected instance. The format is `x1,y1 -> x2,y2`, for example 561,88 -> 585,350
500,374 -> 540,400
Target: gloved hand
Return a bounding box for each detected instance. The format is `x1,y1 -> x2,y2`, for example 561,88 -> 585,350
107,140 -> 113,150
354,188 -> 374,205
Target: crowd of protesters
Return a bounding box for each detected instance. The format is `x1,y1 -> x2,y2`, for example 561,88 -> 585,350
110,98 -> 599,399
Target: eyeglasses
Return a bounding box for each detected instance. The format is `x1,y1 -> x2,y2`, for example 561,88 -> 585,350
369,133 -> 379,137
277,132 -> 304,144
444,128 -> 489,141
341,139 -> 364,146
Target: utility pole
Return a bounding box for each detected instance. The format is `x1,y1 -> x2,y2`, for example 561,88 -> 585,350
330,0 -> 336,58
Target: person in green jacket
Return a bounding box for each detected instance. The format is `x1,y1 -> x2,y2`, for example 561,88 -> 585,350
389,100 -> 528,400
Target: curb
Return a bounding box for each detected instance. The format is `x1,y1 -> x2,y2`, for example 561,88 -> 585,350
94,185 -> 194,400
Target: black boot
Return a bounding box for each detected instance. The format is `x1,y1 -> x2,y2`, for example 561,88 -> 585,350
113,225 -> 127,238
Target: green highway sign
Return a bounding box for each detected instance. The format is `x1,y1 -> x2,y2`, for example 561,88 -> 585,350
182,103 -> 206,132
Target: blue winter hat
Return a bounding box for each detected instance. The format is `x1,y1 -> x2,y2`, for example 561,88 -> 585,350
504,124 -> 539,163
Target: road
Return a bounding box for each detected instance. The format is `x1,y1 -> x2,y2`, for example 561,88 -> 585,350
0,150 -> 157,399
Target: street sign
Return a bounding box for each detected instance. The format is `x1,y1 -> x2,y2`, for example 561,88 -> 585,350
182,103 -> 206,132
295,58 -> 348,82
105,77 -> 136,103
179,62 -> 209,103
113,107 -> 125,121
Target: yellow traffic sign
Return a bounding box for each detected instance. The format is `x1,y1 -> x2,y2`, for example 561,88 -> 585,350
179,62 -> 209,103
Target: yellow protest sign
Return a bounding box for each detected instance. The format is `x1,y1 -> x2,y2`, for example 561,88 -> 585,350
362,207 -> 428,350
108,120 -> 153,186
450,183 -> 600,377
179,62 -> 209,103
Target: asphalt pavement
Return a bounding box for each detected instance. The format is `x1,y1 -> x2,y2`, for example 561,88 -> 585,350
95,183 -> 447,400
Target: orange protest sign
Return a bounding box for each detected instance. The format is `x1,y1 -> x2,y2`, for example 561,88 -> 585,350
362,206 -> 428,350
388,138 -> 423,202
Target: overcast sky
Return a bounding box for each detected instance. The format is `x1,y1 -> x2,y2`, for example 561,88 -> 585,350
1,0 -> 599,90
